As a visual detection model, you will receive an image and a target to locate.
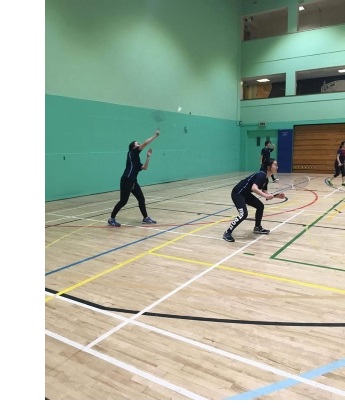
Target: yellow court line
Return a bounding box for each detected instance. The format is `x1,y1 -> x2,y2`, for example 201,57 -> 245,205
326,200 -> 345,221
304,198 -> 344,259
151,251 -> 345,295
147,218 -> 229,253
45,250 -> 150,302
45,221 -> 99,248
45,218 -> 228,302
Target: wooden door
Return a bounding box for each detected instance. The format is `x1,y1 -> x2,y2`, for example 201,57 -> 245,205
293,123 -> 345,173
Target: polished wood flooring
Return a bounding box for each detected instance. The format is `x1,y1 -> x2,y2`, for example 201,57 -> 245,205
45,173 -> 345,400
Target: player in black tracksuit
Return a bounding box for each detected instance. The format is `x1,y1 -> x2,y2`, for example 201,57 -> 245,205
327,141 -> 345,186
108,130 -> 160,227
260,140 -> 278,182
223,158 -> 285,242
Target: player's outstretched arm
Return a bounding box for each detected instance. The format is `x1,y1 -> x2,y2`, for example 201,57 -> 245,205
139,130 -> 160,150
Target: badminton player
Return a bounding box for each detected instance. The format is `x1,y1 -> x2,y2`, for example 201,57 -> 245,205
327,141 -> 345,187
108,129 -> 160,227
223,158 -> 285,242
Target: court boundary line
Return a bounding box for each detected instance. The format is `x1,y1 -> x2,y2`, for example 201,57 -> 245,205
45,291 -> 345,399
45,329 -> 206,400
84,212 -> 303,349
271,197 -> 345,272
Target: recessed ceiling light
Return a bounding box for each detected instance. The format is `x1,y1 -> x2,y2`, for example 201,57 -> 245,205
257,78 -> 270,83
299,6 -> 305,11
338,69 -> 345,73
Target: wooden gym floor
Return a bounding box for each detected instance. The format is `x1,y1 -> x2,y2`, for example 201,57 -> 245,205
45,172 -> 345,400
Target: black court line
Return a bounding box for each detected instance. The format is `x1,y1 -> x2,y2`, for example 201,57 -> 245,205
45,288 -> 345,328
45,182 -> 236,228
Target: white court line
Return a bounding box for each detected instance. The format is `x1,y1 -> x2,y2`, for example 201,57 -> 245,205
46,190 -> 339,226
323,187 -> 345,198
85,213 -> 303,347
45,196 -> 162,215
45,209 -> 345,398
45,242 -> 345,399
45,199 -> 116,213
46,205 -> 134,220
151,197 -> 228,203
50,193 -> 329,233
46,213 -> 108,224
177,184 -> 233,191
45,197 -> 166,223
45,329 -> 206,400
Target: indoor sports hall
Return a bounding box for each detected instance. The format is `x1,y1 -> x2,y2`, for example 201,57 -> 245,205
45,173 -> 345,400
45,0 -> 345,402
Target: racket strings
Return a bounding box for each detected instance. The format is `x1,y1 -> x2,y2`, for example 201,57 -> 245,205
291,176 -> 310,190
153,110 -> 164,123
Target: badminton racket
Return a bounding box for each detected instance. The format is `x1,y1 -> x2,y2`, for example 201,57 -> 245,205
268,175 -> 310,200
152,110 -> 164,130
290,175 -> 311,190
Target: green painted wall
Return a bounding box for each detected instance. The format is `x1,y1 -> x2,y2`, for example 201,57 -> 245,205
241,25 -> 345,91
46,95 -> 239,200
46,0 -> 241,200
46,0 -> 345,200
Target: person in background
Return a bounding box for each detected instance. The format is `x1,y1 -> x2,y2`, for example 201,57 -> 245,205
260,140 -> 279,182
108,129 -> 160,227
223,158 -> 285,243
326,140 -> 345,187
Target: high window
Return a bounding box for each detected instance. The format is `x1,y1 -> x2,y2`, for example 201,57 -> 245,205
242,0 -> 345,41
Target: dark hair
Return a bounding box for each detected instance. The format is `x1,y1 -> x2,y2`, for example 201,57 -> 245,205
339,141 -> 345,148
263,157 -> 276,169
128,141 -> 136,150
264,140 -> 271,147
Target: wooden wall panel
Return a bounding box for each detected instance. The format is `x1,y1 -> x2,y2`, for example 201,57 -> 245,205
293,123 -> 345,173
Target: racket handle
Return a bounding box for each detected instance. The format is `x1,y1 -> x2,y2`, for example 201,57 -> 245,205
266,193 -> 279,201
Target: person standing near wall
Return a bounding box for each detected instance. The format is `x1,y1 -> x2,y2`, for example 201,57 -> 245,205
108,129 -> 160,227
326,140 -> 345,186
260,140 -> 279,182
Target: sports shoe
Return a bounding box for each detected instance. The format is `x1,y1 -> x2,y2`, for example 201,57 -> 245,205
142,216 -> 157,224
342,183 -> 345,186
326,179 -> 333,186
223,230 -> 235,242
253,226 -> 270,234
108,218 -> 121,227
272,178 -> 279,183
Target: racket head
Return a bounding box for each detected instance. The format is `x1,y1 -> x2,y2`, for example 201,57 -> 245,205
152,110 -> 164,129
291,175 -> 310,190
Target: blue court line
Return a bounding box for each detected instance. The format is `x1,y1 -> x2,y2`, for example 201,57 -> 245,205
46,207 -> 232,276
225,358 -> 345,400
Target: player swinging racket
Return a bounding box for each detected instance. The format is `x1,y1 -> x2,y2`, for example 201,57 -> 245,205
223,158 -> 285,243
108,129 -> 160,227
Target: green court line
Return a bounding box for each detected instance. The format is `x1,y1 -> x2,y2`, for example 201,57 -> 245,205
270,257 -> 344,272
271,198 -> 345,272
